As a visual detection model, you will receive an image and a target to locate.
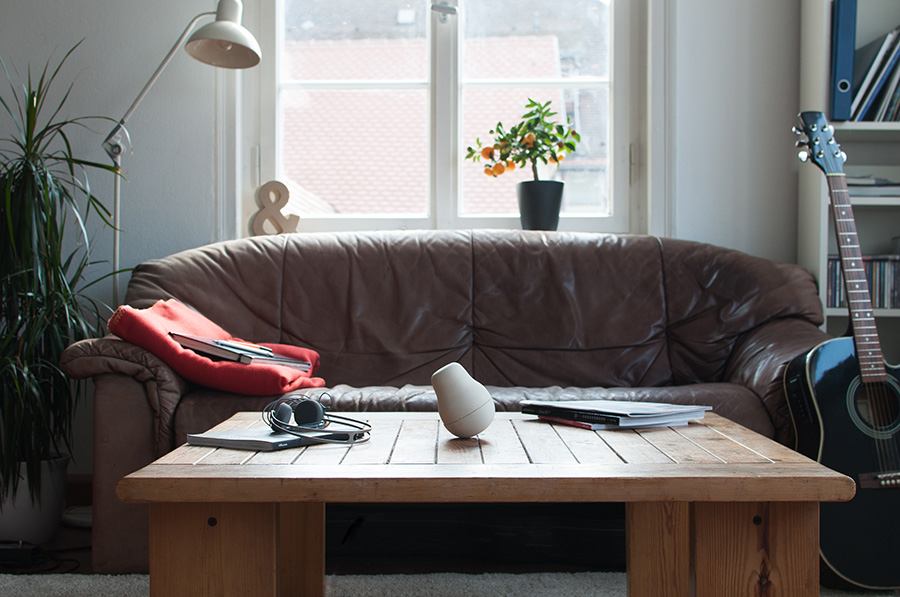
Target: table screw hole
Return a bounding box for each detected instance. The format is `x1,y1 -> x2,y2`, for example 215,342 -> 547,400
208,517 -> 218,527
752,516 -> 762,526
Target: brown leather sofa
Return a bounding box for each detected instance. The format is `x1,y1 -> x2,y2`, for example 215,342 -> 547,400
61,229 -> 828,573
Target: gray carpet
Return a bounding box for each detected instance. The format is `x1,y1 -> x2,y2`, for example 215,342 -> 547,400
0,572 -> 890,596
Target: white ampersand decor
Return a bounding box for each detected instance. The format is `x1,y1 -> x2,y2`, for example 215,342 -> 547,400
252,180 -> 300,235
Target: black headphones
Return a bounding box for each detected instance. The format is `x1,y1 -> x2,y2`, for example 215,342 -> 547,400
262,394 -> 371,445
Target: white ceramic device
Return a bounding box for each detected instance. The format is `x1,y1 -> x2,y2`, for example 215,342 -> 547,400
431,362 -> 495,438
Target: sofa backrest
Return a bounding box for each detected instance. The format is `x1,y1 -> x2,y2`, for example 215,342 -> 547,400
124,230 -> 822,388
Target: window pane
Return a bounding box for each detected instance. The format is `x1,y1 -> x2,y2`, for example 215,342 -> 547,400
282,89 -> 428,216
460,87 -> 609,217
460,0 -> 610,218
463,0 -> 610,80
280,1 -> 429,217
282,0 -> 427,81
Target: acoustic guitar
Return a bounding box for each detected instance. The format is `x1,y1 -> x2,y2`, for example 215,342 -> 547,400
784,111 -> 900,589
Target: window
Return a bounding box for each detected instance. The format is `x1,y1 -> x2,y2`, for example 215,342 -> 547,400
249,0 -> 633,232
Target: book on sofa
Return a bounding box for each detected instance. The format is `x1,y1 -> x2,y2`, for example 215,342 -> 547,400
521,399 -> 711,429
170,332 -> 311,371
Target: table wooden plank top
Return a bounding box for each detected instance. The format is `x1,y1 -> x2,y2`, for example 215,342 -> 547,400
117,412 -> 856,505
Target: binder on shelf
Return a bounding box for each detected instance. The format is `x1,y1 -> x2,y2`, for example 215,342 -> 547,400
873,62 -> 900,121
854,29 -> 900,120
851,27 -> 899,120
830,0 -> 857,120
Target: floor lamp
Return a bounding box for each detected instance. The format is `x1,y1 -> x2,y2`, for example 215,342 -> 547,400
103,0 -> 261,305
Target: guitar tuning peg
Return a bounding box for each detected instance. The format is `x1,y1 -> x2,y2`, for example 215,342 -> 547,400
795,139 -> 808,148
792,126 -> 803,136
841,151 -> 847,162
798,150 -> 809,162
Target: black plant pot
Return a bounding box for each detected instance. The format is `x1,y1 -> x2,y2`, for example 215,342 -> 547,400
517,181 -> 564,231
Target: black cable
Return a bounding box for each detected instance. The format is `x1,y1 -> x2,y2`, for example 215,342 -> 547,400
0,545 -> 80,574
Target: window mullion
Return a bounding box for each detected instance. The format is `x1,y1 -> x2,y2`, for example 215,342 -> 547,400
431,0 -> 460,228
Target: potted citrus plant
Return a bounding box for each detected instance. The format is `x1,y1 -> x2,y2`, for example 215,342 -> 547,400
465,98 -> 579,230
0,43 -> 117,542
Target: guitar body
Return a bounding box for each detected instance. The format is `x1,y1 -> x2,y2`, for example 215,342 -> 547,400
789,111 -> 900,589
785,336 -> 900,589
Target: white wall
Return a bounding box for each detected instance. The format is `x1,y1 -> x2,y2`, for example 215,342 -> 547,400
0,0 -> 232,298
669,0 -> 801,262
0,0 -> 804,473
0,0 -> 234,474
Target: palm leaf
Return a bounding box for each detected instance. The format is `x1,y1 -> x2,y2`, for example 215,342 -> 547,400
0,42 -> 118,504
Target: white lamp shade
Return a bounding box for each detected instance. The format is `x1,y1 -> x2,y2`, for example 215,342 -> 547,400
185,0 -> 261,68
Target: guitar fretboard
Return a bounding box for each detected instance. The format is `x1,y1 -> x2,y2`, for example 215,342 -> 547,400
827,173 -> 888,383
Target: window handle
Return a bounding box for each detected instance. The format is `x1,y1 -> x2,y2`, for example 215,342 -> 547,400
431,2 -> 458,23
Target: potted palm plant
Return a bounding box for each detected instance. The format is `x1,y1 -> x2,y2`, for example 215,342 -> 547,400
0,43 -> 117,542
465,98 -> 579,230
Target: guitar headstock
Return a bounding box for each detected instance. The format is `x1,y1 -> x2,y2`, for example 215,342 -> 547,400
793,111 -> 846,175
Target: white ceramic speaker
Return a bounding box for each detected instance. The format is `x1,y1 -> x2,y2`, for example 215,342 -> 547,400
431,362 -> 495,438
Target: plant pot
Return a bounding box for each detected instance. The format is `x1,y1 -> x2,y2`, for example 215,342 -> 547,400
0,456 -> 70,544
517,180 -> 564,231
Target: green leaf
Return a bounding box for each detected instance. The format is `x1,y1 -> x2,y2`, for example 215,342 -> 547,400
462,97 -> 579,181
0,41 -> 119,503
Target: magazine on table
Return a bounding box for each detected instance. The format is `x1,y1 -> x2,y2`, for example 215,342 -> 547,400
187,426 -> 341,451
521,399 -> 711,429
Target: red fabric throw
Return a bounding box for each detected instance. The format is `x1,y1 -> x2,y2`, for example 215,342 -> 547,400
107,299 -> 324,395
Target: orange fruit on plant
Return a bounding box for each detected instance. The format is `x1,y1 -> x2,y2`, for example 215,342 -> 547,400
492,163 -> 506,176
484,167 -> 494,176
481,147 -> 494,160
505,161 -> 516,171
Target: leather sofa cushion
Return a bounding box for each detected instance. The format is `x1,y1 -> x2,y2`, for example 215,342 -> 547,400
471,234 -> 669,387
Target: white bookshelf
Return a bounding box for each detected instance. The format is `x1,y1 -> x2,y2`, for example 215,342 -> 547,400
799,0 -> 900,362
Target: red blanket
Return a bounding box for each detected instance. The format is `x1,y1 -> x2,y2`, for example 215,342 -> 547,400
107,299 -> 324,395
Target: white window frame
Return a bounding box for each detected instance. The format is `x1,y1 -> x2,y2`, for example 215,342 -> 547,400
239,0 -> 637,234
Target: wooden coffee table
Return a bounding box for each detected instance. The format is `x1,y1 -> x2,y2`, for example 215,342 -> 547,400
117,412 -> 855,596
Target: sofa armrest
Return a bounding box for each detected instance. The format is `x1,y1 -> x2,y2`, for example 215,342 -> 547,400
60,336 -> 191,455
724,318 -> 830,447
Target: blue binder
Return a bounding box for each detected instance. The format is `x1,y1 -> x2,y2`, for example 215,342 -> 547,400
831,0 -> 857,120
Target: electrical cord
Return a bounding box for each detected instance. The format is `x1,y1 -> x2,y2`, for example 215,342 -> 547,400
0,543 -> 81,574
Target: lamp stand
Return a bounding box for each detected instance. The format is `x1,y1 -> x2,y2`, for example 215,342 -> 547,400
103,12 -> 215,306
102,0 -> 260,306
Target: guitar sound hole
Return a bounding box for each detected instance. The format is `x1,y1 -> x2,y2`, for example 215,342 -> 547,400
854,382 -> 900,432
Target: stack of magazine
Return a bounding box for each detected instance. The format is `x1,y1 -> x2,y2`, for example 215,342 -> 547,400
520,399 -> 711,430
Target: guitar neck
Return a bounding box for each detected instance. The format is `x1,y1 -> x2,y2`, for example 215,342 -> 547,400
827,173 -> 887,382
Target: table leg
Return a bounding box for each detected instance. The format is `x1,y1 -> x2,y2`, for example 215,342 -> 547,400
693,501 -> 819,597
147,502 -> 326,597
277,502 -> 326,596
626,501 -> 690,596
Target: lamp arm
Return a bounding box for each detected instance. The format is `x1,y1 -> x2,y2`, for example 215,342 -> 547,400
104,9 -> 214,306
103,11 -> 215,162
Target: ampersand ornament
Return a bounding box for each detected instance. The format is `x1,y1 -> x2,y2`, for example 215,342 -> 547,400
252,180 -> 300,235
